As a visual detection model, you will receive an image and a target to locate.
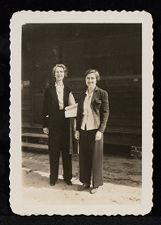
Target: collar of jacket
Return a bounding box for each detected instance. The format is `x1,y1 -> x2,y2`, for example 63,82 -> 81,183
91,86 -> 99,103
81,86 -> 99,104
84,86 -> 99,94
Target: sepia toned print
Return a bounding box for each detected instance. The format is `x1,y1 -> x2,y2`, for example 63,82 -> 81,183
10,11 -> 153,215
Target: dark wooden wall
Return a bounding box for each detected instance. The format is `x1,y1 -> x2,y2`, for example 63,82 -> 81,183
22,23 -> 142,146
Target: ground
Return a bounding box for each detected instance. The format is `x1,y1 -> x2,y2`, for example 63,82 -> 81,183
21,150 -> 142,208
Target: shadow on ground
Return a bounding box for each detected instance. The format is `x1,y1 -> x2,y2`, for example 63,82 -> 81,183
22,148 -> 142,188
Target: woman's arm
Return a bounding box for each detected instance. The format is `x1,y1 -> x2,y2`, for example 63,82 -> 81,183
42,88 -> 49,129
98,90 -> 109,133
68,92 -> 76,105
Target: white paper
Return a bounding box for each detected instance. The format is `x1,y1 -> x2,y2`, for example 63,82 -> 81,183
65,103 -> 78,118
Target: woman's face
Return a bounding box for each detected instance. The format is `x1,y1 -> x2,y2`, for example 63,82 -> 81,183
85,73 -> 97,89
54,66 -> 65,82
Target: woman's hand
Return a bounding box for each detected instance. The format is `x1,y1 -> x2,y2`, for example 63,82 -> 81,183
75,130 -> 80,140
95,131 -> 102,141
43,127 -> 49,135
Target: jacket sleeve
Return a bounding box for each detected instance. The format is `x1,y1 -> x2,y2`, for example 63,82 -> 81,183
68,92 -> 76,105
98,90 -> 109,133
42,88 -> 49,128
76,93 -> 82,131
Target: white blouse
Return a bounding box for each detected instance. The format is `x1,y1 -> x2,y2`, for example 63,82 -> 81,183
55,83 -> 64,110
81,90 -> 99,130
55,83 -> 75,110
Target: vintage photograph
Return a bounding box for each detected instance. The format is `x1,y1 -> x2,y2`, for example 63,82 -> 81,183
10,11 -> 153,215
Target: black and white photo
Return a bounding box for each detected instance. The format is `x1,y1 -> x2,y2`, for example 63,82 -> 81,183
10,11 -> 153,215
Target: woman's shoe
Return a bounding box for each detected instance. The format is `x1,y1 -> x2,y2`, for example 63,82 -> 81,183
78,183 -> 90,191
64,179 -> 73,185
90,187 -> 98,194
50,180 -> 56,186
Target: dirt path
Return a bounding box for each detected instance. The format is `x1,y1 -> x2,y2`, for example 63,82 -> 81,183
21,151 -> 141,208
22,151 -> 142,186
22,168 -> 141,205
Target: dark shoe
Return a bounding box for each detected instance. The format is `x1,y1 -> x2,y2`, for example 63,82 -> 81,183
49,178 -> 57,186
78,183 -> 90,191
50,180 -> 56,186
64,180 -> 72,185
90,187 -> 98,194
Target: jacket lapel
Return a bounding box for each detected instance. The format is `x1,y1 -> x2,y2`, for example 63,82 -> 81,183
50,86 -> 59,106
80,91 -> 86,112
80,86 -> 99,112
91,86 -> 99,104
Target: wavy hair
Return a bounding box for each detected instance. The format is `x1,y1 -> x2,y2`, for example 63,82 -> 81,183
84,69 -> 100,82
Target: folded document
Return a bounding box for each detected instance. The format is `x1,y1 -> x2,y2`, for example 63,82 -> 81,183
65,103 -> 78,118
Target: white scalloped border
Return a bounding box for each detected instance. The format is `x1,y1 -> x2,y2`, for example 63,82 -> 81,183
9,10 -> 153,216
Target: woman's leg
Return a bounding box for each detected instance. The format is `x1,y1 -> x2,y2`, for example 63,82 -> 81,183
48,134 -> 60,184
79,130 -> 93,185
60,117 -> 72,182
62,150 -> 72,182
92,135 -> 104,188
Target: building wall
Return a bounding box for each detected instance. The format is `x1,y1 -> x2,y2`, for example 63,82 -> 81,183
22,24 -> 142,146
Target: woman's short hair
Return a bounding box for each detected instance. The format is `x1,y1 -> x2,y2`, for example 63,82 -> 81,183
84,69 -> 100,82
52,64 -> 68,77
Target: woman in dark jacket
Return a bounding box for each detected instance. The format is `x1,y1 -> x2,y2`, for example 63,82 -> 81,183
75,69 -> 109,194
42,64 -> 75,186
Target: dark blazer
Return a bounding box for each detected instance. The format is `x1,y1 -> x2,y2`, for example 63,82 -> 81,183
42,85 -> 71,128
76,86 -> 109,133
